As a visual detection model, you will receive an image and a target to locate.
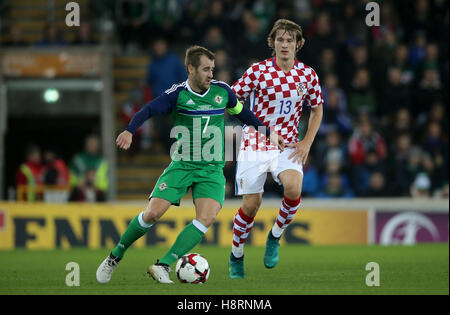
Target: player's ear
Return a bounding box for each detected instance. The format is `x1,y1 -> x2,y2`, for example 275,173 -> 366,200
187,64 -> 194,75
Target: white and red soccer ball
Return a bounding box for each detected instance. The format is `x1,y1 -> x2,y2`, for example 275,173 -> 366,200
175,253 -> 210,284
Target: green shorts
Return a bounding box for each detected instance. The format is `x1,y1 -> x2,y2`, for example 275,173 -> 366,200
150,161 -> 226,207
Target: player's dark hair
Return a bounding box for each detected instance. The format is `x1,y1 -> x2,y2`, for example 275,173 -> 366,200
267,19 -> 305,56
185,46 -> 215,73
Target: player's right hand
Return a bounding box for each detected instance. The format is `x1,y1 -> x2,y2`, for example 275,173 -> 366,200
269,132 -> 285,152
116,130 -> 133,150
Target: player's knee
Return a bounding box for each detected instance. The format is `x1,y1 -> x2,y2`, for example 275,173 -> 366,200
196,214 -> 216,227
142,209 -> 162,223
242,198 -> 261,217
283,182 -> 302,199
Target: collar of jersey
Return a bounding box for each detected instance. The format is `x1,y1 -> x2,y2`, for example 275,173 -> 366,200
272,57 -> 300,74
186,79 -> 210,97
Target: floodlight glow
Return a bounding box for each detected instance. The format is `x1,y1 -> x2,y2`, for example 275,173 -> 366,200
43,88 -> 60,103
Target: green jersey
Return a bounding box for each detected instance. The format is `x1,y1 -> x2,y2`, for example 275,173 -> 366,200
127,79 -> 244,168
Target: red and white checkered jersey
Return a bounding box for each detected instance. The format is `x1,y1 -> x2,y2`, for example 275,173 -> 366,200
232,57 -> 323,151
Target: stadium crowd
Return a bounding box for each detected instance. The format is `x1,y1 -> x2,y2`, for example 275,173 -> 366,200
120,0 -> 448,199
8,0 -> 449,200
15,135 -> 108,202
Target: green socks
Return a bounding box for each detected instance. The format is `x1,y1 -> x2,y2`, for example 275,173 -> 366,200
111,214 -> 208,266
111,212 -> 152,259
159,219 -> 208,266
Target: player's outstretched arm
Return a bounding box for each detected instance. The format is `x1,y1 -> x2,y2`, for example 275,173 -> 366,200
119,88 -> 177,150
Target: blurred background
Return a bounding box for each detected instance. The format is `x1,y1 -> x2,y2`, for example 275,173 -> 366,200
0,0 -> 448,203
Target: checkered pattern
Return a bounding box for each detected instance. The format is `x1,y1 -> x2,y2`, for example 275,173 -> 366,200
232,208 -> 255,248
275,199 -> 301,230
232,58 -> 323,151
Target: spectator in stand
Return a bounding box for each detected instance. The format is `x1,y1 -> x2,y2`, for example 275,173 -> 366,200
316,129 -> 348,174
292,0 -> 314,27
352,148 -> 386,197
410,172 -> 432,198
116,0 -> 149,52
249,0 -> 277,34
348,68 -> 377,117
146,37 -> 186,150
316,170 -> 355,199
388,133 -> 415,196
42,149 -> 70,186
370,1 -> 399,44
232,10 -> 269,72
69,134 -> 109,197
421,121 -> 449,191
420,42 -> 440,75
389,44 -> 416,87
72,22 -> 97,45
191,0 -> 228,42
362,171 -> 391,197
413,68 -> 443,116
3,25 -> 27,46
317,48 -> 338,79
201,26 -> 227,52
301,154 -> 320,198
348,116 -> 387,166
416,101 -> 448,139
303,11 -> 338,69
384,107 -> 413,147
146,0 -> 182,42
337,1 -> 369,48
407,147 -> 434,187
318,89 -> 352,137
408,31 -> 427,67
380,68 -> 411,122
15,145 -> 45,201
146,38 -> 186,99
36,23 -> 67,47
214,49 -> 233,84
319,157 -> 353,195
321,73 -> 348,111
372,29 -> 397,71
69,169 -> 106,202
342,45 -> 371,92
433,182 -> 449,199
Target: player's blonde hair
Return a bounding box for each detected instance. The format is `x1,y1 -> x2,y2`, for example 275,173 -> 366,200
267,19 -> 305,56
185,45 -> 215,74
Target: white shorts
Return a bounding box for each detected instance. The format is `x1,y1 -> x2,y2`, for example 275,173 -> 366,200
234,148 -> 303,195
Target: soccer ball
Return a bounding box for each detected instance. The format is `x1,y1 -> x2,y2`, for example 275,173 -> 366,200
175,253 -> 210,284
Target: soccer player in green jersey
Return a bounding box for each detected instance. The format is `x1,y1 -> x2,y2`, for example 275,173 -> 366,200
96,46 -> 284,284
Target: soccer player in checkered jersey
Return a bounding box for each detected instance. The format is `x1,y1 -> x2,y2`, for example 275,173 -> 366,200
229,19 -> 323,278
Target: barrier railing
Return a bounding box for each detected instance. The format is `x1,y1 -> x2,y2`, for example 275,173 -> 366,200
16,184 -> 70,202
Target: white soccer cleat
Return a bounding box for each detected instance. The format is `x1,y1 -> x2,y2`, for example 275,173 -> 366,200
147,263 -> 174,284
96,254 -> 120,284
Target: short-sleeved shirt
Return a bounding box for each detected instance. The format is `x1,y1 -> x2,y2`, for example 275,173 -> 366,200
232,57 -> 323,151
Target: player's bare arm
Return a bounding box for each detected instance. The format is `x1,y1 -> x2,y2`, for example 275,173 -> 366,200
287,104 -> 323,164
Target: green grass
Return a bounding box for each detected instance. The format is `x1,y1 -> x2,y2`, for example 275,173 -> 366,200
0,244 -> 448,295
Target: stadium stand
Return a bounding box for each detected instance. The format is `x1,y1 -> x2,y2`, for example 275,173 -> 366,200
0,0 -> 448,201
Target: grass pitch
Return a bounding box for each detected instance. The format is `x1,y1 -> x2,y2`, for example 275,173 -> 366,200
0,244 -> 448,295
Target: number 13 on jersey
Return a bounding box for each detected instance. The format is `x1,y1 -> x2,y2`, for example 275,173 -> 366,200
279,100 -> 293,115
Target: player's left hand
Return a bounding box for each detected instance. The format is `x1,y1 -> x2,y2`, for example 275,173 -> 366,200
286,140 -> 312,165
